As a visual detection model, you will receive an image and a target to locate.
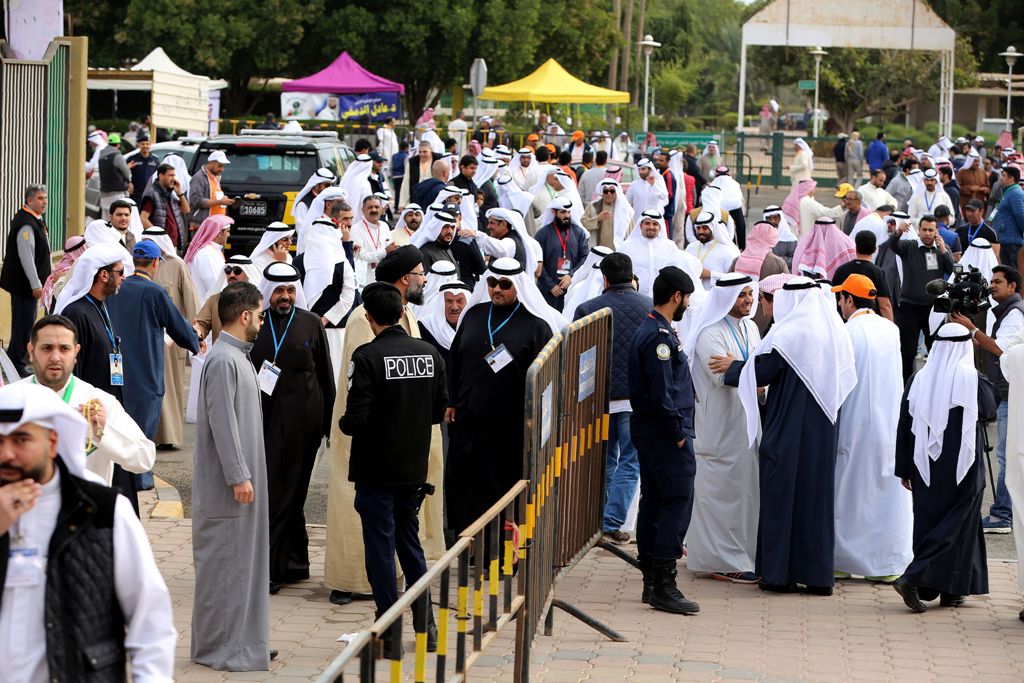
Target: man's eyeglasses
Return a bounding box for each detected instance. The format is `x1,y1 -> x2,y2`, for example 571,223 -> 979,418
602,188 -> 616,194
224,266 -> 244,276
486,277 -> 514,291
110,268 -> 125,277
409,270 -> 426,278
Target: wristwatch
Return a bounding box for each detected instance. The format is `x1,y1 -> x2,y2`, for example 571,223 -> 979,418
970,328 -> 979,339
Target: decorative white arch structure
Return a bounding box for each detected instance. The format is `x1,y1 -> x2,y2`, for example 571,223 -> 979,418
738,0 -> 957,136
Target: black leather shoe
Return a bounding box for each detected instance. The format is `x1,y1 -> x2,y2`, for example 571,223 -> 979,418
758,580 -> 798,593
800,585 -> 834,596
940,594 -> 966,607
270,649 -> 278,661
1019,608 -> 1024,622
893,578 -> 927,613
269,582 -> 280,595
330,590 -> 353,605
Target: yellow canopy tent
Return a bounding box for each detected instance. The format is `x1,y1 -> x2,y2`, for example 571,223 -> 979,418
480,58 -> 630,104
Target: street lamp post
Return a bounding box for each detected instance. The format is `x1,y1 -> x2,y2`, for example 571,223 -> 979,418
638,34 -> 661,135
1000,46 -> 1019,132
809,47 -> 828,138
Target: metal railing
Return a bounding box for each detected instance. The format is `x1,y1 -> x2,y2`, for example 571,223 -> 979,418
319,481 -> 528,683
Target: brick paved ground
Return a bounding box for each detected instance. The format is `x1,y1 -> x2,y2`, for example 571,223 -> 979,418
144,513 -> 1024,683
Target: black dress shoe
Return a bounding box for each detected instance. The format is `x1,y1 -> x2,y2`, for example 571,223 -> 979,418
800,585 -> 834,596
269,582 -> 280,595
918,587 -> 940,602
940,594 -> 966,607
758,580 -> 798,593
893,578 -> 927,613
330,590 -> 353,605
270,649 -> 278,661
1019,608 -> 1024,622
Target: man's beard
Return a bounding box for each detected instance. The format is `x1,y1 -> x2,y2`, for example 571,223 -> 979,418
672,301 -> 687,322
0,456 -> 49,486
696,233 -> 712,244
555,216 -> 571,230
272,302 -> 293,315
406,283 -> 425,305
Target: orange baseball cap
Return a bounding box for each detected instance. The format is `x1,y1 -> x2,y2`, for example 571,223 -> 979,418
572,130 -> 585,140
831,273 -> 877,299
527,133 -> 539,142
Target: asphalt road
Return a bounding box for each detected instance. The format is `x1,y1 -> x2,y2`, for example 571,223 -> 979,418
154,184 -> 1019,561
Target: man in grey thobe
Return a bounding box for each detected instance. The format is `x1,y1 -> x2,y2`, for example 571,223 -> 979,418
191,281 -> 272,671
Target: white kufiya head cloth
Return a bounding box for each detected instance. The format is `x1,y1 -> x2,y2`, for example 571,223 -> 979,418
459,257 -> 568,335
141,227 -> 176,258
485,207 -> 544,266
737,276 -> 856,447
85,219 -> 120,247
711,169 -> 743,212
209,254 -> 263,294
420,259 -> 460,308
250,221 -> 295,260
562,246 -> 613,319
619,210 -> 705,307
122,197 -> 145,242
496,176 -> 534,217
529,164 -> 561,200
668,150 -> 687,212
763,204 -> 797,243
338,155 -> 373,223
410,209 -> 456,249
294,167 -> 338,209
394,204 -> 423,233
260,261 -> 308,311
683,272 -> 758,403
472,157 -> 500,187
301,217 -> 345,307
419,280 -> 473,351
53,242 -> 134,315
794,137 -> 814,174
627,158 -> 669,215
297,186 -> 348,253
0,382 -> 98,482
554,170 -> 585,224
597,178 -> 635,248
907,322 -> 978,487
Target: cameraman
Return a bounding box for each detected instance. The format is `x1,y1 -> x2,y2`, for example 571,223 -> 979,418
952,265 -> 1024,534
887,214 -> 955,380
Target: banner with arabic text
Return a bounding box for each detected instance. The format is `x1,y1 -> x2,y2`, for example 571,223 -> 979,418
281,92 -> 401,122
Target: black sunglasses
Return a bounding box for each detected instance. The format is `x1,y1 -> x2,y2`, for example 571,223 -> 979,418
486,277 -> 514,291
224,266 -> 244,276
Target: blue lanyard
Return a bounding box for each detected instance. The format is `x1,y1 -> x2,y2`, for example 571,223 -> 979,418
724,318 -> 749,361
268,308 -> 296,363
84,295 -> 117,350
966,222 -> 985,245
487,302 -> 521,350
924,192 -> 937,211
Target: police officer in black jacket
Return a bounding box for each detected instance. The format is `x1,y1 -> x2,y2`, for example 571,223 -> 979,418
339,281 -> 447,651
627,265 -> 700,615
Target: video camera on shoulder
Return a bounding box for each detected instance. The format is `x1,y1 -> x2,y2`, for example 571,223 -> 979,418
927,264 -> 990,315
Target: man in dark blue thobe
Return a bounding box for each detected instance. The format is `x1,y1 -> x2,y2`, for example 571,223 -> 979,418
628,265 -> 700,615
718,276 -> 857,595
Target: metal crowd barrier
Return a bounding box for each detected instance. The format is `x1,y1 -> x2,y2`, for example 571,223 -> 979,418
319,481 -> 528,683
319,311 -> 622,682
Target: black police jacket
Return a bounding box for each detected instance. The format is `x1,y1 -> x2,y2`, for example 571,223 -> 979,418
341,325 -> 447,486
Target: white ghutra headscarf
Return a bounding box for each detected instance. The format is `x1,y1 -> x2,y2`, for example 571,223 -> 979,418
458,257 -> 567,335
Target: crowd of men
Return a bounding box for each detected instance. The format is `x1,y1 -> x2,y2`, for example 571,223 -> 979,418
2,119 -> 1024,677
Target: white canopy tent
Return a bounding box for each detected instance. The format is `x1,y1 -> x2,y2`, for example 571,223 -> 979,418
87,48 -> 228,133
738,0 -> 957,137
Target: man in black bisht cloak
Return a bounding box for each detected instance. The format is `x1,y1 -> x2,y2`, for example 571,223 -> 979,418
251,261 -> 336,590
892,321 -> 997,613
443,257 -> 559,534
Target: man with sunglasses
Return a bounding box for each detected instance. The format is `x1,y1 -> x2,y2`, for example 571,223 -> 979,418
53,242 -> 142,510
444,257 -> 561,538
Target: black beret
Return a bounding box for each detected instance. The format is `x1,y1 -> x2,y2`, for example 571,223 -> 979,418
375,245 -> 423,284
656,265 -> 695,296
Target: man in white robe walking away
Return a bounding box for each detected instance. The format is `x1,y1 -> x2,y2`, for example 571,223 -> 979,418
191,281 -> 273,671
685,273 -> 761,583
831,274 -> 912,582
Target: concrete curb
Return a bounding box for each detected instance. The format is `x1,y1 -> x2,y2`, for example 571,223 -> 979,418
150,475 -> 184,520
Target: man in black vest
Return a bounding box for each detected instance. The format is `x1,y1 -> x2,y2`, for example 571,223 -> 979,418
1,184 -> 51,376
97,133 -> 132,219
0,382 -> 176,679
952,265 -> 1024,535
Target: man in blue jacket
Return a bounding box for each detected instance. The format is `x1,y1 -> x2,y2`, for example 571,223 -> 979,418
575,253 -> 653,544
866,132 -> 889,172
993,166 -> 1024,270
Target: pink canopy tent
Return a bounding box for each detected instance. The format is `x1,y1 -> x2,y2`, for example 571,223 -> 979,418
282,51 -> 404,94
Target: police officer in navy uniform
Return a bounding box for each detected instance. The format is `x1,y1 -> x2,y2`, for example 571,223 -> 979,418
339,281 -> 447,653
628,265 -> 700,615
